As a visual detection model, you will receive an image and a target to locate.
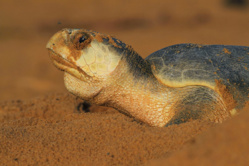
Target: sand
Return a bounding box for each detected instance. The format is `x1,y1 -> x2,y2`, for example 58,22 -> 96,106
1,0 -> 249,165
0,93 -> 212,165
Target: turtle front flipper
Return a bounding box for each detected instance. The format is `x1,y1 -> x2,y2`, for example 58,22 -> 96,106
165,86 -> 230,126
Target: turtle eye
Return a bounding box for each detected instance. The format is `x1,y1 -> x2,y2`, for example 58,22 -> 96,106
79,36 -> 86,43
73,33 -> 91,50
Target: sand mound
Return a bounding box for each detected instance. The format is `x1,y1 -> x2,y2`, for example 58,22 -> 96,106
147,108 -> 249,166
0,93 -> 213,165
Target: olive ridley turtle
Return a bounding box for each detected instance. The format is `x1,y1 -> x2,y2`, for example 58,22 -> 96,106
46,28 -> 249,127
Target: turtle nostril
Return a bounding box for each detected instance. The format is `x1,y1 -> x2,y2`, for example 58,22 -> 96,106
62,28 -> 72,35
68,29 -> 72,35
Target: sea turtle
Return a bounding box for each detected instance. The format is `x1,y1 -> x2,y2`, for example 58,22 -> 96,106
46,28 -> 249,127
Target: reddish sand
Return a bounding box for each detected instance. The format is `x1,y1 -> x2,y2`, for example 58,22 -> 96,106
1,0 -> 249,165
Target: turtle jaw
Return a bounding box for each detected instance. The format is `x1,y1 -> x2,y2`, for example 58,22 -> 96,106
47,49 -> 105,102
47,49 -> 92,82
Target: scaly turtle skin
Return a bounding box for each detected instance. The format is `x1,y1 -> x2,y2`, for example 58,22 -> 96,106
46,28 -> 249,127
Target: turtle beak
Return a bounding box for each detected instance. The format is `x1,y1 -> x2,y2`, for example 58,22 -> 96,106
46,29 -> 72,72
46,29 -> 69,50
46,29 -> 73,61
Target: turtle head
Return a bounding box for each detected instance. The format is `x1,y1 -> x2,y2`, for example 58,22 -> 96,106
46,28 -> 123,100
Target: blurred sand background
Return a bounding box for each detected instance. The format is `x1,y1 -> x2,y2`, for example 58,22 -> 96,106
1,0 -> 249,165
